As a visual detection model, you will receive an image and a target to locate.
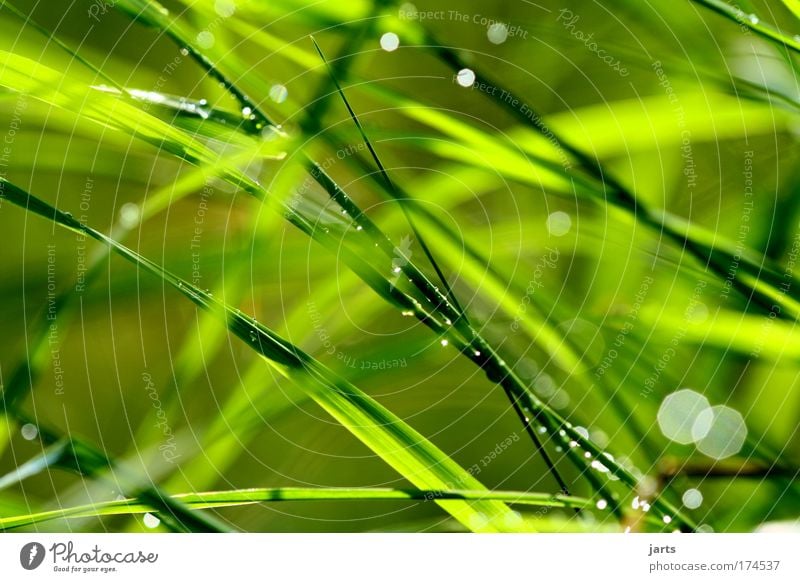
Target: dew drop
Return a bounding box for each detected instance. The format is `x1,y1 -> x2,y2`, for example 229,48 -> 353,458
657,388 -> 711,444
487,23 -> 509,45
214,0 -> 236,18
399,3 -> 417,18
662,515 -> 673,524
546,211 -> 572,237
380,32 -> 400,52
440,339 -> 449,347
534,374 -> 556,398
550,389 -> 570,409
456,68 -> 476,87
21,423 -> 38,441
596,499 -> 608,510
242,106 -> 253,117
143,513 -> 161,529
196,31 -> 215,49
269,84 -> 288,104
747,13 -> 759,24
682,488 -> 703,509
119,203 -> 140,228
694,405 -> 747,459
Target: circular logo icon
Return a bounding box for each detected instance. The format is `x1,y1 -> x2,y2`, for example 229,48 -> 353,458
20,542 -> 46,570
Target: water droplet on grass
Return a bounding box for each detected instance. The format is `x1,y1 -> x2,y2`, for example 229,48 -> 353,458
214,0 -> 236,18
682,488 -> 703,509
546,211 -> 572,236
380,32 -> 400,52
534,374 -> 556,398
694,405 -> 747,459
119,203 -> 140,228
143,513 -> 160,529
550,389 -> 570,409
596,499 -> 608,510
269,84 -> 288,104
21,423 -> 38,440
487,23 -> 509,45
657,388 -> 711,444
196,31 -> 215,49
456,68 -> 475,87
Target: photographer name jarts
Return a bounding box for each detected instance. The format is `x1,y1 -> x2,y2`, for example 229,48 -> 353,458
649,544 -> 676,556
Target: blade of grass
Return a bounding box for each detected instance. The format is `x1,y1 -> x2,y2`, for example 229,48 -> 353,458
691,0 -> 800,53
0,487 -> 591,531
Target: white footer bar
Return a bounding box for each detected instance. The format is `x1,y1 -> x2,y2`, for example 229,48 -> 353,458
1,533 -> 798,581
